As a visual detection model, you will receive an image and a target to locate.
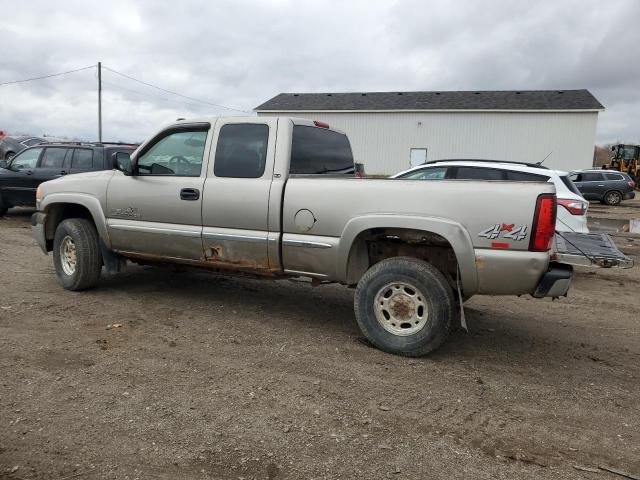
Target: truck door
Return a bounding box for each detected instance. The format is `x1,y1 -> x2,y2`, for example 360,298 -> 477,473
105,123 -> 212,260
200,118 -> 277,272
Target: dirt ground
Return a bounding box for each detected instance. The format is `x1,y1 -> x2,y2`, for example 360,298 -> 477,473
1,206 -> 639,480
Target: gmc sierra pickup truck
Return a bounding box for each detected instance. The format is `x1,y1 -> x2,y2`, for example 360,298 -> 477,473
31,117 -> 632,356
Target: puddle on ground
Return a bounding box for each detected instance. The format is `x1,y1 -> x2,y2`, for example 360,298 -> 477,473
588,218 -> 639,233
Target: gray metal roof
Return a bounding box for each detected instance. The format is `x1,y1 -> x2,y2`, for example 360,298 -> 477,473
255,89 -> 604,112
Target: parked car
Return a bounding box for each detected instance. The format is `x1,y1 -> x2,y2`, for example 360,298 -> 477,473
392,160 -> 589,233
31,117 -> 631,357
569,169 -> 636,205
0,142 -> 137,216
0,135 -> 46,160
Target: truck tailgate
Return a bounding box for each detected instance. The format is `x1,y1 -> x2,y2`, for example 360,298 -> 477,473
553,232 -> 634,268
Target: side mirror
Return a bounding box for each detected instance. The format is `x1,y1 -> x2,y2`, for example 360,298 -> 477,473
0,159 -> 7,169
113,152 -> 134,176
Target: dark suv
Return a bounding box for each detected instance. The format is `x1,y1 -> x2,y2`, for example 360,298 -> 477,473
0,142 -> 137,215
569,169 -> 636,206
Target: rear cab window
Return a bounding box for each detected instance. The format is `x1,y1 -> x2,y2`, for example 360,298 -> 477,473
214,124 -> 269,178
290,125 -> 354,175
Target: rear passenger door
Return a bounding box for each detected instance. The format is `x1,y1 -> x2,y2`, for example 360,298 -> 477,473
37,147 -> 69,180
201,118 -> 277,271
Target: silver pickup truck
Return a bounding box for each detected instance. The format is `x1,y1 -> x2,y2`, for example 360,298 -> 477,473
31,117 -> 632,356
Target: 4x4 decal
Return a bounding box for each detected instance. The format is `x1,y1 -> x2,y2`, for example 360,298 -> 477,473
479,223 -> 528,241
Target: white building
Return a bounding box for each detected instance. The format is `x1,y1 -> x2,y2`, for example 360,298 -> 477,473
255,89 -> 603,175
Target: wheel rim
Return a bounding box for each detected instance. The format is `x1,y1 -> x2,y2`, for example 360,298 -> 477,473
607,192 -> 620,204
374,281 -> 429,336
59,235 -> 77,275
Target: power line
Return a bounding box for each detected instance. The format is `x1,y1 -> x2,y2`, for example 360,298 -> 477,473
102,80 -> 212,110
0,65 -> 95,86
102,65 -> 250,114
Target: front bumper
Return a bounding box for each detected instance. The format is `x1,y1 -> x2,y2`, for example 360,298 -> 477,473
532,263 -> 573,298
31,212 -> 48,254
623,191 -> 635,200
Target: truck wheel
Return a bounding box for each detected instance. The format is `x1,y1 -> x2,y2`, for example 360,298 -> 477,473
0,207 -> 7,216
603,190 -> 622,206
52,218 -> 102,291
354,257 -> 454,357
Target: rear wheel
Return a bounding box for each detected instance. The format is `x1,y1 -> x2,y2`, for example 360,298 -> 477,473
603,190 -> 622,206
354,257 -> 454,357
52,218 -> 102,290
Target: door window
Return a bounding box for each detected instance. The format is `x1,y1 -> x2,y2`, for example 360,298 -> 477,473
400,167 -> 447,180
581,172 -> 604,182
409,148 -> 427,167
505,171 -> 548,181
214,124 -> 269,178
604,173 -> 624,181
40,148 -> 68,169
137,130 -> 207,176
454,166 -> 504,180
9,147 -> 42,170
71,149 -> 94,169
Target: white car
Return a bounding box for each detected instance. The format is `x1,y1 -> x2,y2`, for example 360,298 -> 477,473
392,160 -> 589,233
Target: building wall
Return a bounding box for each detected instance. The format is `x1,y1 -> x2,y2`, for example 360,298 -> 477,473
258,111 -> 599,175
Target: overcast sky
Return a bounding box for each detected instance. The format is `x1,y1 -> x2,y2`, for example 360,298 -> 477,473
0,0 -> 638,144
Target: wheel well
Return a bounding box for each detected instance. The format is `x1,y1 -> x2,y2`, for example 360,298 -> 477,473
346,228 -> 459,287
43,203 -> 96,251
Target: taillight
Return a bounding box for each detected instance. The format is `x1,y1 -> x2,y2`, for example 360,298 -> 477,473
629,181 -> 635,188
557,198 -> 587,215
313,120 -> 330,129
529,194 -> 557,252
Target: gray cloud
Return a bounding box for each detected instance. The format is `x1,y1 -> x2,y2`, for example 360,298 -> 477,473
0,0 -> 638,143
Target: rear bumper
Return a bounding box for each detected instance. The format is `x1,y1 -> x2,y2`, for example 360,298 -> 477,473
31,212 -> 48,254
623,191 -> 635,200
532,263 -> 573,298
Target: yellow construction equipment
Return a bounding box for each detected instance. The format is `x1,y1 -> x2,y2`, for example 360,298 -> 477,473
606,144 -> 639,183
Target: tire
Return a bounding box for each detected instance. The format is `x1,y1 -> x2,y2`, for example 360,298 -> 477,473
52,218 -> 103,291
603,190 -> 622,206
354,257 -> 455,357
0,207 -> 7,216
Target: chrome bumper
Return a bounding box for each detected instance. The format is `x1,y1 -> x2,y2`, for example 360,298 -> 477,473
31,212 -> 48,254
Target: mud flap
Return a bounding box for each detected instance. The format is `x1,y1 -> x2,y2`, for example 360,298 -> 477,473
553,232 -> 633,269
456,267 -> 468,332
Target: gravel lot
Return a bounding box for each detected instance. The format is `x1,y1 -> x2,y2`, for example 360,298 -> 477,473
1,206 -> 639,480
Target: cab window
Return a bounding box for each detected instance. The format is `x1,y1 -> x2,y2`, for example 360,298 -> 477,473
214,124 -> 269,178
137,129 -> 207,177
9,148 -> 43,170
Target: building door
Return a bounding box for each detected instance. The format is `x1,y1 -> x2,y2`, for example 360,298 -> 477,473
410,148 -> 427,167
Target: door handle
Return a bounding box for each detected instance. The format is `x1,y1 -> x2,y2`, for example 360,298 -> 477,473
60,170 -> 68,175
597,184 -> 604,187
25,170 -> 33,175
180,188 -> 200,201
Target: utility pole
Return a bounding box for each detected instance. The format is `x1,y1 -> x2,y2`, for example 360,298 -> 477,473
97,61 -> 102,142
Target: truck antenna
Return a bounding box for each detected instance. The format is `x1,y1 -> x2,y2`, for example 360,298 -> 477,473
537,151 -> 553,166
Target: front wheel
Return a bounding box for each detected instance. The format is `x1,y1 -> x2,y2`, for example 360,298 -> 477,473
603,190 -> 622,206
354,257 -> 455,357
52,218 -> 103,290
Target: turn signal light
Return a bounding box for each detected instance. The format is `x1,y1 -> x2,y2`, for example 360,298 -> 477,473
529,194 -> 557,252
